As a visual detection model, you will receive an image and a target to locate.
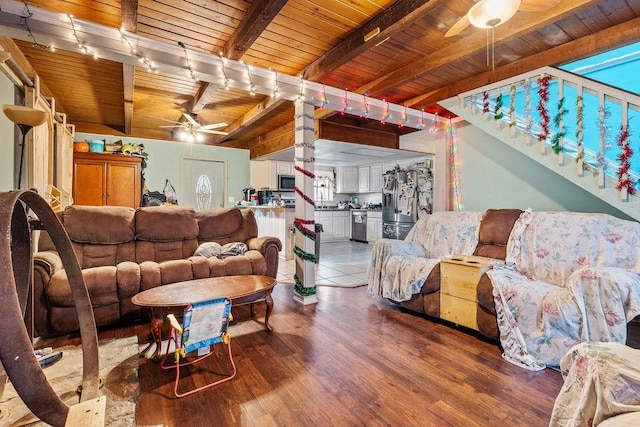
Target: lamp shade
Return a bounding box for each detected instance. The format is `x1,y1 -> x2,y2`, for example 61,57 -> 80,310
2,105 -> 48,127
468,0 -> 521,29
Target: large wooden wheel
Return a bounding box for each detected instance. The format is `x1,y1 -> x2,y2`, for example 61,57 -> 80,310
0,190 -> 100,427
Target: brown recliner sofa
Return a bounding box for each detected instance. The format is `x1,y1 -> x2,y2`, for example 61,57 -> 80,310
33,205 -> 282,336
385,208 -> 523,340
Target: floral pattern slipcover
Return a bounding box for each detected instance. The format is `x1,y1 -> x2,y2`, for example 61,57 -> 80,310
367,211 -> 483,302
549,342 -> 640,427
488,210 -> 640,370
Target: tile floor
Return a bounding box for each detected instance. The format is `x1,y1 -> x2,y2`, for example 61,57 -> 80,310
277,240 -> 373,287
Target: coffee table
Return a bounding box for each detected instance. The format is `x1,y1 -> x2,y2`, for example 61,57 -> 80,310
132,275 -> 276,357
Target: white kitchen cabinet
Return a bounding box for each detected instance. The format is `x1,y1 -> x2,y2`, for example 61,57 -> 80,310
314,210 -> 350,242
367,211 -> 382,243
336,166 -> 358,193
332,211 -> 350,240
276,161 -> 293,175
369,163 -> 383,192
357,163 -> 383,193
250,160 -> 294,190
358,166 -> 370,193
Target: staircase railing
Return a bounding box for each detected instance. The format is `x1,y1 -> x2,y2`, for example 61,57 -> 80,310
449,65 -> 640,206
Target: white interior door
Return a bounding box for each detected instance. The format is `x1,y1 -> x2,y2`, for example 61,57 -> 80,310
181,158 -> 227,211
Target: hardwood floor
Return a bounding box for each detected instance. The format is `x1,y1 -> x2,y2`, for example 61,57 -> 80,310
94,283 -> 563,426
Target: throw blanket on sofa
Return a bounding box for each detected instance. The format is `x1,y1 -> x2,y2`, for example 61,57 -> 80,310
367,211 -> 482,301
549,342 -> 640,427
488,210 -> 640,371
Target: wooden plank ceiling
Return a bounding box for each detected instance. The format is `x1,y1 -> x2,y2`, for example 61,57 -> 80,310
4,0 -> 640,158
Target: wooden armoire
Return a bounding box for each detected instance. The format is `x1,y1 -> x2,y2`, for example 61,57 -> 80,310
72,152 -> 142,208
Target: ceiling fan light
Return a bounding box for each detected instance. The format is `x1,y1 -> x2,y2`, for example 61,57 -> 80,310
468,0 -> 521,29
177,129 -> 187,140
196,132 -> 204,142
186,133 -> 195,143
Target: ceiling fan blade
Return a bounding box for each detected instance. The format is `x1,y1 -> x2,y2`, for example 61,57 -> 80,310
183,113 -> 198,126
157,125 -> 183,128
150,116 -> 183,124
445,13 -> 470,38
519,0 -> 560,12
200,129 -> 229,135
200,122 -> 228,130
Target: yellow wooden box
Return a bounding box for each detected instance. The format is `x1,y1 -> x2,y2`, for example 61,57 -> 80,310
439,255 -> 504,331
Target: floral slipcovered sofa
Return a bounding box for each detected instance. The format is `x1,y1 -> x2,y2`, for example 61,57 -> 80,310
368,209 -> 640,371
550,342 -> 640,426
489,210 -> 640,370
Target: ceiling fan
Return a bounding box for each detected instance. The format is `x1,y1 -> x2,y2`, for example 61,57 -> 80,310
158,113 -> 229,142
445,0 -> 561,37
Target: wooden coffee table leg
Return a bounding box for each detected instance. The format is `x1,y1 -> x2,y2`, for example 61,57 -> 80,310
264,291 -> 273,332
148,308 -> 164,359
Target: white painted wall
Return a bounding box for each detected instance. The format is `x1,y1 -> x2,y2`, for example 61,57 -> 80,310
453,123 -> 631,219
76,133 -> 250,207
0,73 -> 16,190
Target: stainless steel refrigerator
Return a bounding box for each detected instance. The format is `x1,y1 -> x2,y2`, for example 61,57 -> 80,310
382,164 -> 433,240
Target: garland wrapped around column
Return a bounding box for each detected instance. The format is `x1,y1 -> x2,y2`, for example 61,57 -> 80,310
576,95 -> 584,164
550,97 -> 567,154
615,125 -> 635,195
494,93 -> 503,121
294,274 -> 316,296
292,164 -> 317,263
537,75 -> 553,142
509,83 -> 516,136
482,91 -> 489,120
523,79 -> 532,143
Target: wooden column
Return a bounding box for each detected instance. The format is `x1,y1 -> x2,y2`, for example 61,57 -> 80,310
293,99 -> 318,305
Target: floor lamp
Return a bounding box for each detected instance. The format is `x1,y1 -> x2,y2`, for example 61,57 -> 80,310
2,104 -> 48,189
1,105 -> 48,338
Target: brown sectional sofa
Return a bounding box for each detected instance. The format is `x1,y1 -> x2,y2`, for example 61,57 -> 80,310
384,208 -> 523,340
33,205 -> 282,336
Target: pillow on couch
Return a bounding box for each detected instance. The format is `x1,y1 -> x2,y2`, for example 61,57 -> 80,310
194,242 -> 248,259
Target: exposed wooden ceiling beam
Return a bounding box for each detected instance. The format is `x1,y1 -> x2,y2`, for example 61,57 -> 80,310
121,0 -> 137,135
410,14 -> 640,108
358,0 -> 598,97
213,96 -> 287,143
221,0 -> 288,59
186,0 -> 288,132
303,0 -> 445,81
188,82 -> 219,114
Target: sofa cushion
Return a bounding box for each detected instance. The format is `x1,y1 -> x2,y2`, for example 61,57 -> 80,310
63,205 -> 136,244
197,208 -> 258,245
474,209 -> 523,260
135,206 -> 198,242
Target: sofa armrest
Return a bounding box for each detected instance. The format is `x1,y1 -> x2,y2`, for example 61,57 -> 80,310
246,236 -> 282,278
246,236 -> 282,254
33,250 -> 64,337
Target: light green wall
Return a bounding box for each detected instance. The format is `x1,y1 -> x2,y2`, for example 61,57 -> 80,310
455,124 -> 631,220
0,73 -> 16,190
76,133 -> 250,206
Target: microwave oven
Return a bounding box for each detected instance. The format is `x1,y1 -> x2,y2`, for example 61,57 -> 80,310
278,174 -> 295,191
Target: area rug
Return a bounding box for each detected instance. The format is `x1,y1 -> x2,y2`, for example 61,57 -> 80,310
0,336 -> 140,426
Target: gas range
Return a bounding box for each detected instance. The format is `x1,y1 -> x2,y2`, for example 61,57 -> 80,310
282,199 -> 295,208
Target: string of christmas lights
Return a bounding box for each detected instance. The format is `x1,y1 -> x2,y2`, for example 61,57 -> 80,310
20,1 -> 52,51
218,53 -> 231,90
68,14 -> 92,57
177,41 -> 196,81
119,30 -> 155,72
449,122 -> 463,211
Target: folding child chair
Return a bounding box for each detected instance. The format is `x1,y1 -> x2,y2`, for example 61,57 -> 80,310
160,297 -> 236,398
